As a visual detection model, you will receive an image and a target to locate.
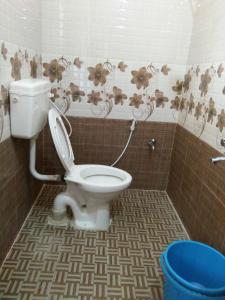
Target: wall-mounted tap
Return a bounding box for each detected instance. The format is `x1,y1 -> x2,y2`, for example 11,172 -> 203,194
210,139 -> 225,164
147,138 -> 156,150
210,156 -> 225,164
221,139 -> 225,147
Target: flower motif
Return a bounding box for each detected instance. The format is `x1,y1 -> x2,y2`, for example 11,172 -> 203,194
88,63 -> 109,86
129,93 -> 144,108
0,85 -> 9,114
196,65 -> 200,77
180,98 -> 186,111
43,59 -> 65,82
74,57 -> 83,68
194,102 -> 203,120
131,67 -> 152,89
109,86 -> 127,105
183,70 -> 192,93
206,98 -> 217,123
87,90 -> 103,105
161,64 -> 171,75
50,88 -> 60,102
68,83 -> 85,102
172,80 -> 183,95
216,109 -> 225,132
199,69 -> 211,97
150,89 -> 168,108
30,57 -> 38,78
187,94 -> 195,114
1,42 -> 7,60
10,52 -> 22,81
118,61 -> 128,72
217,63 -> 224,78
170,96 -> 185,111
170,96 -> 180,110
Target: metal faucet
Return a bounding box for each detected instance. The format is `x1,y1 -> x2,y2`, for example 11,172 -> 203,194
210,156 -> 225,164
210,139 -> 225,164
147,138 -> 156,150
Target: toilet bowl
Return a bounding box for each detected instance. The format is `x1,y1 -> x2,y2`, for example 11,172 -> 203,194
48,109 -> 132,230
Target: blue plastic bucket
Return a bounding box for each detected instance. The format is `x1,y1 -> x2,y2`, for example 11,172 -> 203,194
160,255 -> 225,300
162,241 -> 225,297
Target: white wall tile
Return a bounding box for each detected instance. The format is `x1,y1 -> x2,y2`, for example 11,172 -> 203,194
0,0 -> 41,142
41,0 -> 192,124
179,0 -> 225,152
0,0 -> 41,51
187,0 -> 225,64
41,0 -> 193,64
2,0 -> 225,153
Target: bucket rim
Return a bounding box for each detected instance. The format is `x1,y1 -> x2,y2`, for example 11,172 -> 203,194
163,240 -> 225,296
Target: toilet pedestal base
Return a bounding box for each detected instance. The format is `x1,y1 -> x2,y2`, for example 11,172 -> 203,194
72,203 -> 111,231
50,191 -> 111,231
72,217 -> 112,231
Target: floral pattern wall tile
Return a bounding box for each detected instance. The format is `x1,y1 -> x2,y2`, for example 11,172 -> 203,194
41,54 -> 225,152
0,40 -> 42,143
42,55 -> 187,122
2,39 -> 225,153
178,63 -> 225,152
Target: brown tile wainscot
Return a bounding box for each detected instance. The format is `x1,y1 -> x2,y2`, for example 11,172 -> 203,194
167,125 -> 225,253
37,117 -> 177,190
0,137 -> 42,264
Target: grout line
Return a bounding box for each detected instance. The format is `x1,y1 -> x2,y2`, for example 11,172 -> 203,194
41,185 -> 166,192
165,191 -> 191,240
42,127 -> 45,173
125,188 -> 167,192
0,184 -> 46,269
166,123 -> 177,191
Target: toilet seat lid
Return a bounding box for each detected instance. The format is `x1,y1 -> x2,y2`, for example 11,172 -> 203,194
48,108 -> 74,172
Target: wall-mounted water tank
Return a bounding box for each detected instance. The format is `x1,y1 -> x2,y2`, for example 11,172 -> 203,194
10,79 -> 50,139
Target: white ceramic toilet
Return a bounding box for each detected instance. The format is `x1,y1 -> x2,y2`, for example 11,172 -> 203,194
9,79 -> 132,231
48,108 -> 132,230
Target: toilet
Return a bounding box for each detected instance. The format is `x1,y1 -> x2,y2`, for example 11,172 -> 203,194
9,79 -> 132,231
48,108 -> 132,230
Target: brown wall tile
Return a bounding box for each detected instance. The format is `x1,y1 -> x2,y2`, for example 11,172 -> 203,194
37,117 -> 176,190
167,125 -> 225,254
0,137 -> 42,264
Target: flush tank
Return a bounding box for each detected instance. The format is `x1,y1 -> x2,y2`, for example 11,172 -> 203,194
10,79 -> 50,138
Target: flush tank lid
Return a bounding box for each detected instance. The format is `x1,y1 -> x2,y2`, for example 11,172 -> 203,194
10,79 -> 50,96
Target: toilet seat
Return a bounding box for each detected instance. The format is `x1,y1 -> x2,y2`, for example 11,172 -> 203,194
48,109 -> 74,172
48,109 -> 132,193
66,164 -> 132,193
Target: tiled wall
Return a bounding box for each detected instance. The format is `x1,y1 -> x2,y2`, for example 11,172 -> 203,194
177,0 -> 225,152
0,0 -> 42,265
167,125 -> 225,253
168,0 -> 225,253
0,0 -> 42,142
41,0 -> 192,63
0,41 -> 42,141
37,117 -> 176,190
0,0 -> 41,50
41,0 -> 193,122
0,138 -> 42,264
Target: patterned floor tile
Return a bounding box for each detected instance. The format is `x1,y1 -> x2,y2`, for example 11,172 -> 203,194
0,185 -> 188,300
